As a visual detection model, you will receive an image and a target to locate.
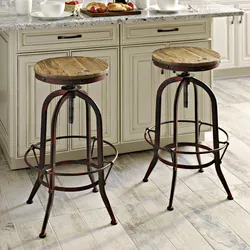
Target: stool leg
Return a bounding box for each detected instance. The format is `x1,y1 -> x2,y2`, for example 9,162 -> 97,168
76,90 -> 117,225
26,174 -> 43,204
40,92 -> 71,238
27,90 -> 66,204
99,170 -> 117,225
192,82 -> 203,173
167,152 -> 177,211
143,155 -> 158,182
214,154 -> 233,200
143,76 -> 183,182
167,78 -> 186,211
85,101 -> 98,193
39,174 -> 55,238
191,78 -> 233,200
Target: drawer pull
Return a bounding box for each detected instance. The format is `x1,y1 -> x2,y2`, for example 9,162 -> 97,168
239,15 -> 243,24
58,35 -> 82,39
157,28 -> 179,33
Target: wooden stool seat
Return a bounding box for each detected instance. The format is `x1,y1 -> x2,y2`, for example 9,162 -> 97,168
34,56 -> 108,85
152,47 -> 220,72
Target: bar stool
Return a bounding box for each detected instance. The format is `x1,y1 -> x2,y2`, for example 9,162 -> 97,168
143,47 -> 233,210
24,56 -> 118,238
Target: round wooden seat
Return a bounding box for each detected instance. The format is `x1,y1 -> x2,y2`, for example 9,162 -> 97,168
152,47 -> 220,72
34,56 -> 109,85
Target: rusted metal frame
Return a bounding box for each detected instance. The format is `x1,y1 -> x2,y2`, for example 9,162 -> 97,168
191,77 -> 233,200
220,142 -> 229,161
75,89 -> 117,225
168,77 -> 187,211
25,136 -> 117,176
40,91 -> 72,238
76,90 -> 104,169
145,120 -> 229,154
82,89 -> 98,192
143,76 -> 183,182
40,178 -> 99,192
163,142 -> 224,155
192,80 -> 203,172
26,89 -> 66,206
158,155 -> 215,169
183,80 -> 189,108
31,146 -> 39,167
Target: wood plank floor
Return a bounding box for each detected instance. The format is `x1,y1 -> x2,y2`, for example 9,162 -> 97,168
1,76 -> 250,249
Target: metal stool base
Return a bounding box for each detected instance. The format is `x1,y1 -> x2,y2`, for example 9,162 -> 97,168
24,86 -> 118,238
142,73 -> 233,210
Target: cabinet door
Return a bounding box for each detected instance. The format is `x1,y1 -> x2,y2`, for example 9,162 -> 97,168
17,52 -> 69,157
237,4 -> 250,66
212,6 -> 235,69
167,40 -> 212,136
70,48 -> 119,150
121,44 -> 168,142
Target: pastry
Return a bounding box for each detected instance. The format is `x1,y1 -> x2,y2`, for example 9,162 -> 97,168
65,0 -> 83,13
121,3 -> 133,10
86,2 -> 108,11
108,3 -> 127,11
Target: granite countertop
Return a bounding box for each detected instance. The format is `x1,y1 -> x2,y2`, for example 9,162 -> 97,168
0,3 -> 243,31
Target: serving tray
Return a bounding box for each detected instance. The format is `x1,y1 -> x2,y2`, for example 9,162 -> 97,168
81,8 -> 141,17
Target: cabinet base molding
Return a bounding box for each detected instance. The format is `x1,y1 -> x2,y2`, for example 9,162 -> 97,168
1,133 -> 205,170
214,67 -> 250,79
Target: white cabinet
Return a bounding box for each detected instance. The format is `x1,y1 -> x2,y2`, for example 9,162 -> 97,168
212,7 -> 235,69
121,44 -> 168,142
70,48 -> 119,149
212,2 -> 250,70
238,4 -> 250,66
17,52 -> 69,157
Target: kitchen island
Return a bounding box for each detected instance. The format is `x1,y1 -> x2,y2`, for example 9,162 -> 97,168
0,4 -> 243,169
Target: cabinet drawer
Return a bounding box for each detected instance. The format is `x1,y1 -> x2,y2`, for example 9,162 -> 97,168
121,20 -> 210,45
17,25 -> 119,52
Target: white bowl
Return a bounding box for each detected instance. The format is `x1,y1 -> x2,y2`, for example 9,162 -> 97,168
40,1 -> 65,17
157,0 -> 178,10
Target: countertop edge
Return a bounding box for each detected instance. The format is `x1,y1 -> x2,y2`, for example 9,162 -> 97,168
0,8 -> 244,32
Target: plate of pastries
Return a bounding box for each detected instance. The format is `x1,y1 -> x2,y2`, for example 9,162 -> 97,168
81,1 -> 141,16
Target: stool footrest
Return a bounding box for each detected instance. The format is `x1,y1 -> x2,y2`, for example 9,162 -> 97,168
24,135 -> 118,192
144,120 -> 229,169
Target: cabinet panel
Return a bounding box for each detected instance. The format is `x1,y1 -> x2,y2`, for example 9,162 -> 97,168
17,25 -> 119,52
167,40 -> 211,136
122,44 -> 168,142
17,52 -> 69,157
121,20 -> 210,45
70,48 -> 119,150
238,4 -> 250,66
212,11 -> 235,69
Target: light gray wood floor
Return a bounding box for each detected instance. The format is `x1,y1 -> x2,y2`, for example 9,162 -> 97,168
1,77 -> 250,250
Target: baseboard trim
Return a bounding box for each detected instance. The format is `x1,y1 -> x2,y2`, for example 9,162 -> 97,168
214,67 -> 250,79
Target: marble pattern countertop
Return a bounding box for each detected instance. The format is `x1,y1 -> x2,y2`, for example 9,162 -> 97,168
0,4 -> 243,31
